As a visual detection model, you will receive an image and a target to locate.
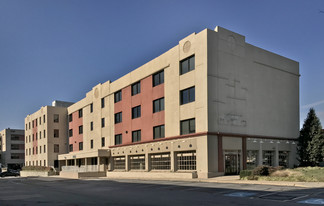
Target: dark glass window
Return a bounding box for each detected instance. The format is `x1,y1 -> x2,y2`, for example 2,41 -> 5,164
69,129 -> 73,137
101,98 -> 105,108
132,106 -> 141,119
68,114 -> 73,122
79,125 -> 83,134
101,137 -> 105,147
69,144 -> 73,152
90,103 -> 93,113
115,112 -> 122,124
90,122 -> 93,131
180,118 -> 195,135
153,125 -> 165,139
132,130 -> 141,142
180,87 -> 195,105
54,114 -> 59,123
132,82 -> 141,96
90,140 -> 94,149
115,134 -> 122,145
114,90 -> 122,103
79,109 -> 83,118
153,98 -> 164,113
101,118 -> 105,128
180,55 -> 195,75
79,142 -> 83,150
153,70 -> 164,87
43,115 -> 45,123
54,129 -> 59,138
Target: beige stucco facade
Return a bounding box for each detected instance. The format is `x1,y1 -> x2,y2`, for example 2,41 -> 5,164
25,101 -> 73,168
0,128 -> 25,169
53,26 -> 298,178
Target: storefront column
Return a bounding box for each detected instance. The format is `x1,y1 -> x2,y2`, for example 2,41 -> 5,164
218,135 -> 224,172
274,143 -> 279,167
242,137 -> 247,170
170,151 -> 175,172
125,155 -> 129,171
145,153 -> 149,171
258,141 -> 263,166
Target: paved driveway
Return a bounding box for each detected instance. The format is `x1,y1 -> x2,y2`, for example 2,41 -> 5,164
1,177 -> 324,205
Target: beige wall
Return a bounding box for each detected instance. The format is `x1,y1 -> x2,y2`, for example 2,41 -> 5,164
25,106 -> 69,167
207,27 -> 299,139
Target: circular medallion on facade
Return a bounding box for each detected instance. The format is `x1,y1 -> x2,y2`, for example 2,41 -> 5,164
183,41 -> 191,53
94,88 -> 99,98
227,35 -> 236,50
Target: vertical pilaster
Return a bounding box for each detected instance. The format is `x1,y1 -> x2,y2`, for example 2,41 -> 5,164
218,135 -> 224,172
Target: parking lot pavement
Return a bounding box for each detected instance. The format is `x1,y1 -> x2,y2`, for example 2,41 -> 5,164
1,177 -> 324,205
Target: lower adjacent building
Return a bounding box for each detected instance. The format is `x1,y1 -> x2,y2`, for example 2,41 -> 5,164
24,101 -> 73,168
0,128 -> 25,170
27,26 -> 299,178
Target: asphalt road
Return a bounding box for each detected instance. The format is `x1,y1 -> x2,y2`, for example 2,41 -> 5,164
1,177 -> 324,205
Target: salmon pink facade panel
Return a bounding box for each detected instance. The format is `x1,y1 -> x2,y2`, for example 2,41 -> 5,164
114,75 -> 165,145
69,111 -> 83,152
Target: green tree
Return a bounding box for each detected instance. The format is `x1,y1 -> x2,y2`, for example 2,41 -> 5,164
298,108 -> 324,166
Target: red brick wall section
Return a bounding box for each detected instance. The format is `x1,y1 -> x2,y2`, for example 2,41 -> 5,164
69,111 -> 83,152
114,75 -> 164,145
32,119 -> 38,156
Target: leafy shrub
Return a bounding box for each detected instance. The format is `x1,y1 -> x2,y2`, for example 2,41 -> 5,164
240,170 -> 253,179
253,165 -> 270,176
22,166 -> 53,172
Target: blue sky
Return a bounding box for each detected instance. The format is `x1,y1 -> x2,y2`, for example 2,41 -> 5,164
0,0 -> 323,130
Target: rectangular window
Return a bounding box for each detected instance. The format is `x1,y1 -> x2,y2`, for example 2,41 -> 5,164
54,144 -> 59,153
36,119 -> 37,126
132,105 -> 141,119
54,114 -> 59,123
180,118 -> 195,135
132,130 -> 141,142
90,103 -> 93,113
153,125 -> 165,139
115,134 -> 122,145
79,142 -> 83,151
129,155 -> 145,170
54,129 -> 59,138
101,118 -> 105,128
101,98 -> 105,108
151,153 -> 171,170
115,112 -> 122,124
69,129 -> 73,137
90,140 -> 93,149
33,134 -> 34,141
44,145 -> 46,153
279,151 -> 289,168
79,125 -> 83,134
44,130 -> 46,138
247,150 -> 258,170
114,90 -> 122,103
180,86 -> 195,105
69,144 -> 73,152
113,156 -> 125,170
69,114 -> 73,122
79,109 -> 83,118
101,137 -> 105,147
29,135 -> 31,142
131,81 -> 141,96
90,122 -> 93,131
39,117 -> 41,125
43,115 -> 45,123
44,160 -> 46,166
29,122 -> 31,129
39,131 -> 41,139
39,146 -> 42,154
180,55 -> 195,75
29,148 -> 31,155
153,70 -> 164,87
177,151 -> 196,170
153,98 -> 164,113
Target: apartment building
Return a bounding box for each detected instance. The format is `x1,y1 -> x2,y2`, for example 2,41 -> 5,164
0,128 -> 25,170
24,101 -> 73,168
56,26 -> 299,178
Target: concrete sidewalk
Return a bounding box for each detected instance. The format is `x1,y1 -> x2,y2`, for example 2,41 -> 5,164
200,175 -> 324,188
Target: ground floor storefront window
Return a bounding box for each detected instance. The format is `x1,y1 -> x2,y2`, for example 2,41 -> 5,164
130,155 -> 145,170
279,151 -> 289,168
113,156 -> 126,170
246,150 -> 258,170
176,151 -> 196,171
150,153 -> 171,170
263,151 -> 274,166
